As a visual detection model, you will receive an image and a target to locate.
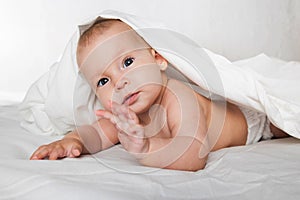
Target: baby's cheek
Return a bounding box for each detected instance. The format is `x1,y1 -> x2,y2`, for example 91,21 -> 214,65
95,94 -> 107,106
126,65 -> 163,86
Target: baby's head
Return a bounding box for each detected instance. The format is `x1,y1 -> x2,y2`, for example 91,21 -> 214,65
77,19 -> 128,67
76,18 -> 168,113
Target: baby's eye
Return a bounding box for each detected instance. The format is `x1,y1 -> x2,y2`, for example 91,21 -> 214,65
97,77 -> 109,87
123,57 -> 135,68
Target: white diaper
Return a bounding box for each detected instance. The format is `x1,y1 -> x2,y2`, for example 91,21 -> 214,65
239,106 -> 273,145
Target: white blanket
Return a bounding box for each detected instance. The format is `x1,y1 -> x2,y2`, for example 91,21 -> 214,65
19,10 -> 300,138
1,103 -> 300,199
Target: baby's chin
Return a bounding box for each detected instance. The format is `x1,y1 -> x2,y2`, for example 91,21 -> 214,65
129,102 -> 153,115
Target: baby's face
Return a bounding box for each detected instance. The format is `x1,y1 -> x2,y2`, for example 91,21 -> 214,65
78,21 -> 167,114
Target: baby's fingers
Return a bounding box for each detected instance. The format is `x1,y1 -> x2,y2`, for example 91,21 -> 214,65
71,149 -> 81,157
95,110 -> 119,125
95,110 -> 112,119
30,146 -> 51,160
122,106 -> 139,124
112,104 -> 139,125
115,121 -> 130,133
48,148 -> 64,160
67,144 -> 82,158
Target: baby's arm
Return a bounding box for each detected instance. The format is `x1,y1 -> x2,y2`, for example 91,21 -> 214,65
97,103 -> 208,171
30,118 -> 119,160
139,136 -> 208,171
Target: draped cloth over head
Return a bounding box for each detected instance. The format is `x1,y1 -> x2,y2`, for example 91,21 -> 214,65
19,10 -> 300,138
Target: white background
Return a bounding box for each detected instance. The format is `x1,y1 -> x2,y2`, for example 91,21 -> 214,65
0,0 -> 299,101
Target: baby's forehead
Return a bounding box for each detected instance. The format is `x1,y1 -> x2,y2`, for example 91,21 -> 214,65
80,29 -> 150,78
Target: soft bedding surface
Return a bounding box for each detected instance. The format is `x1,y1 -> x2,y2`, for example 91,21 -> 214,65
1,104 -> 300,200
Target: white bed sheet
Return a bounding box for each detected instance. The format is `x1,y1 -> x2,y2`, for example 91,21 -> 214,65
1,103 -> 300,199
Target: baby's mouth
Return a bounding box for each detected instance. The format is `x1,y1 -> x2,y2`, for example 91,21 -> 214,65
122,92 -> 140,105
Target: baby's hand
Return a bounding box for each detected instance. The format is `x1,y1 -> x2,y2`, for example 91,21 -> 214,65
96,102 -> 149,155
30,137 -> 83,160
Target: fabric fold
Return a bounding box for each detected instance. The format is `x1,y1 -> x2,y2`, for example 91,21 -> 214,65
19,10 -> 300,138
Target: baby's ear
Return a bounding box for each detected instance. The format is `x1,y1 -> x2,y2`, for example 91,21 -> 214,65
151,49 -> 168,71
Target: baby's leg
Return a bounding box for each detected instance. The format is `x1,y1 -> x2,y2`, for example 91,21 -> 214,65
270,123 -> 290,138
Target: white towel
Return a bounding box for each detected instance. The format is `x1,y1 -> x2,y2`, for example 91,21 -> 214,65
19,10 -> 300,138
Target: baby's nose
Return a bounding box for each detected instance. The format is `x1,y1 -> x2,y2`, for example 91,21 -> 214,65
115,78 -> 129,90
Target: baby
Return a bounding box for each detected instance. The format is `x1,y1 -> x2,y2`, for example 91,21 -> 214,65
30,19 -> 288,171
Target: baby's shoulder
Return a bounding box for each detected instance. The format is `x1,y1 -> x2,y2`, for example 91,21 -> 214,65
162,78 -> 204,115
162,79 -> 208,135
164,78 -> 195,97
164,78 -> 203,101
162,79 -> 185,104
166,78 -> 187,88
161,79 -> 183,113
